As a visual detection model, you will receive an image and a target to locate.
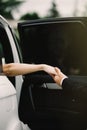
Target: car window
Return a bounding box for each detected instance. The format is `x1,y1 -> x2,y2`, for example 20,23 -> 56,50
0,24 -> 15,85
19,21 -> 87,76
0,25 -> 14,63
0,43 -> 4,74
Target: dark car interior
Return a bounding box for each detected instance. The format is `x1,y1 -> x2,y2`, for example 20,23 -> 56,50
0,24 -> 15,85
18,18 -> 87,130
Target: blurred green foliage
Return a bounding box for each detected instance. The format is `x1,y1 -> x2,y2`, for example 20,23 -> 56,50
0,0 -> 61,20
19,0 -> 60,20
0,0 -> 23,19
20,12 -> 40,20
46,0 -> 60,18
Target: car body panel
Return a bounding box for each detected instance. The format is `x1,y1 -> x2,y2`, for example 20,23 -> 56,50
0,15 -> 23,104
0,15 -> 31,130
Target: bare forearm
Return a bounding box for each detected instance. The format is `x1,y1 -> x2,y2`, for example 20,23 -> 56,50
3,63 -> 56,76
3,63 -> 45,76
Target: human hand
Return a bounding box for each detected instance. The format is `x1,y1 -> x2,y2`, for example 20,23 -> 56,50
43,65 -> 57,75
51,67 -> 67,86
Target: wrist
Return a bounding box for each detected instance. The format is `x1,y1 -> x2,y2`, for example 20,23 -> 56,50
60,76 -> 68,86
41,64 -> 47,71
37,64 -> 45,71
58,70 -> 68,86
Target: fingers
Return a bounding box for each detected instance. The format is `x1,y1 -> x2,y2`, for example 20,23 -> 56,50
50,67 -> 60,77
51,67 -> 62,85
50,67 -> 67,86
45,65 -> 57,76
55,67 -> 61,74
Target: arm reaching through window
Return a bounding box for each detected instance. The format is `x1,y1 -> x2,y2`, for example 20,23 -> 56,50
3,63 -> 57,77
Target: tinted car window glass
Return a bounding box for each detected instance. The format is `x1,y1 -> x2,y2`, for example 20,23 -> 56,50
20,22 -> 87,75
0,24 -> 15,85
0,43 -> 4,73
0,25 -> 14,63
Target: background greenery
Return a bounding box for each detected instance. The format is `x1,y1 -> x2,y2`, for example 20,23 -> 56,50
0,0 -> 61,20
1,0 -> 87,20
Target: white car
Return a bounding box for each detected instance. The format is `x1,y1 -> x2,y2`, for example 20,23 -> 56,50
0,16 -> 30,130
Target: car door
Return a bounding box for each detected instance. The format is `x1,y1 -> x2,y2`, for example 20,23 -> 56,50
18,17 -> 87,130
0,17 -> 23,104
